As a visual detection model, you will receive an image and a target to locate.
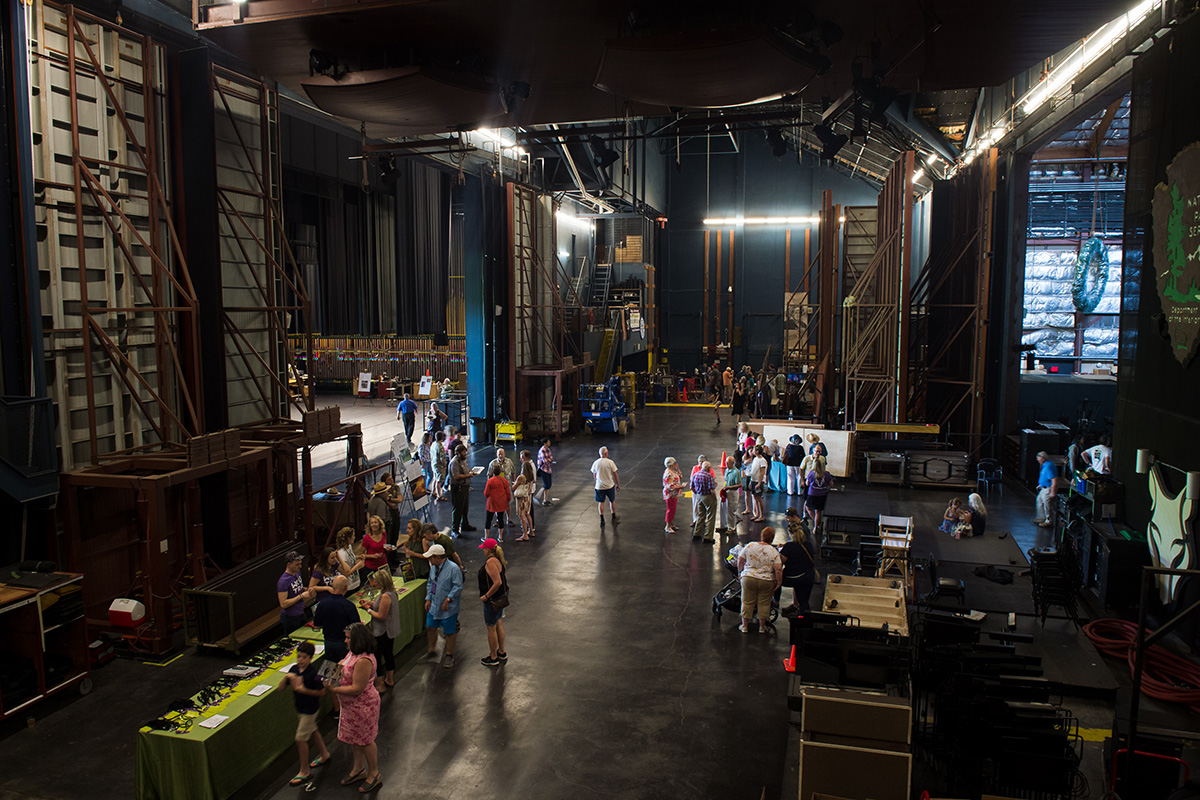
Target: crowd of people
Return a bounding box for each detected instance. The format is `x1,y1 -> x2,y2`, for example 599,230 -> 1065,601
694,362 -> 802,423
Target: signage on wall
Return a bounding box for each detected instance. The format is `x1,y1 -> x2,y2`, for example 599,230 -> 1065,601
1146,462 -> 1197,605
1152,141 -> 1200,365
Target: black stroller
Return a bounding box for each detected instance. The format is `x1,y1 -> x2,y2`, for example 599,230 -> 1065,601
712,550 -> 779,626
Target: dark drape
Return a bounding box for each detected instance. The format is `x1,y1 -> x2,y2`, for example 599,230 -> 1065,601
396,162 -> 451,334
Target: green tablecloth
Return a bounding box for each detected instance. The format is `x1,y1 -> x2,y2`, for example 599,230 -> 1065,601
135,579 -> 426,800
289,578 -> 427,655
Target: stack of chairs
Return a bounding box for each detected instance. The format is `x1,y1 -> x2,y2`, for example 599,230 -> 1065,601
1029,548 -> 1080,627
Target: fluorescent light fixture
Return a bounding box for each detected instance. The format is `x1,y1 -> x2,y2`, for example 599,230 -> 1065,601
558,251 -> 570,259
555,210 -> 594,232
702,216 -> 819,226
924,153 -> 938,166
1021,0 -> 1159,115
473,127 -> 527,156
912,168 -> 925,182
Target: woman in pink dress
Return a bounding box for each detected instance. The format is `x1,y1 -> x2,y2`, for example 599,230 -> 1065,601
329,622 -> 382,792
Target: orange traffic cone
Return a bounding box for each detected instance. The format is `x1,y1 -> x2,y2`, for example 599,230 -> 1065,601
783,645 -> 796,673
721,451 -> 727,470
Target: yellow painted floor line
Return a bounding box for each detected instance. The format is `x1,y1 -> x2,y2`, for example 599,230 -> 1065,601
1079,727 -> 1109,742
645,402 -> 726,408
143,652 -> 184,667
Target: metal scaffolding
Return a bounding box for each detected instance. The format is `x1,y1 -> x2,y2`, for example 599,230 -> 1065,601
909,148 -> 997,454
211,66 -> 315,423
783,190 -> 839,422
842,151 -> 916,426
32,2 -> 202,469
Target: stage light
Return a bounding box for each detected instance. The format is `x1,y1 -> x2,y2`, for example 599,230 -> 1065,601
912,168 -> 924,182
813,124 -> 847,161
590,136 -> 620,170
308,49 -> 344,79
765,129 -> 788,159
473,128 -> 526,156
1136,449 -> 1154,475
702,216 -> 819,226
925,152 -> 938,166
378,155 -> 399,187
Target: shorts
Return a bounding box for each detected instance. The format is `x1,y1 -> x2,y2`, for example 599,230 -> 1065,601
595,487 -> 616,503
537,469 -> 553,489
426,612 -> 459,635
750,482 -> 765,496
295,713 -> 318,741
805,493 -> 828,511
483,600 -> 505,626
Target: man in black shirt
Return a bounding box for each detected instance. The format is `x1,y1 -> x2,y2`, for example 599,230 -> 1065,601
313,575 -> 359,663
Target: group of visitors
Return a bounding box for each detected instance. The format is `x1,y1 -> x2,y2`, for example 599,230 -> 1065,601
731,511 -> 820,633
698,362 -> 798,422
276,527 -> 513,792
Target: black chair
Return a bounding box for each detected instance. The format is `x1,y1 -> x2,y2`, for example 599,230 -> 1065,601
977,458 -> 1003,497
926,556 -> 966,605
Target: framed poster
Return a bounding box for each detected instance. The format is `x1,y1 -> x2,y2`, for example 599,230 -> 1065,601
417,375 -> 435,397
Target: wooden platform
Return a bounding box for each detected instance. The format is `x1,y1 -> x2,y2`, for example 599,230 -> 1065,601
822,575 -> 908,637
1014,616 -> 1119,700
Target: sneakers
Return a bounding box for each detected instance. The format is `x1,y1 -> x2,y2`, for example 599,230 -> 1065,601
497,651 -> 507,661
599,516 -> 606,527
664,525 -> 675,534
611,513 -> 620,522
463,524 -> 478,532
759,624 -> 769,634
442,654 -> 455,669
739,623 -> 750,633
480,656 -> 501,667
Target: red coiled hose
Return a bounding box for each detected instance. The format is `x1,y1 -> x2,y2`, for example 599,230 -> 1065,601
1084,618 -> 1200,713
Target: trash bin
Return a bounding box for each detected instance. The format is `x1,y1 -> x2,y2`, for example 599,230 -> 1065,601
470,418 -> 490,444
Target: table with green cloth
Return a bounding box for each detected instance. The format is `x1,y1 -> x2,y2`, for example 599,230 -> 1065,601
289,578 -> 427,655
135,579 -> 425,800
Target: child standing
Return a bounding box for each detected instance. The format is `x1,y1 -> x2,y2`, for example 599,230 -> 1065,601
278,640 -> 332,787
513,474 -> 533,541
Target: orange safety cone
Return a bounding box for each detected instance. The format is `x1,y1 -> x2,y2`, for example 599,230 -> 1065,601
721,451 -> 727,470
783,644 -> 796,673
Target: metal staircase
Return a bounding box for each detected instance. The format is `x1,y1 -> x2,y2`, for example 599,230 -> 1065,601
588,262 -> 612,307
594,328 -> 617,382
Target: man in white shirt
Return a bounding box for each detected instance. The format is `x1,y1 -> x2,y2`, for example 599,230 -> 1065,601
590,446 -> 620,527
1082,434 -> 1112,475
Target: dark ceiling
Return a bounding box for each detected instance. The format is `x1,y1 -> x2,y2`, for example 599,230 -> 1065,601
198,0 -> 1132,139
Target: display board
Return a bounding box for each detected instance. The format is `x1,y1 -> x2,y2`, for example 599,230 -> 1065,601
357,372 -> 373,396
761,425 -> 854,477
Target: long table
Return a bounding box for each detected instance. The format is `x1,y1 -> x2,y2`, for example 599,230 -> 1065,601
135,579 -> 426,800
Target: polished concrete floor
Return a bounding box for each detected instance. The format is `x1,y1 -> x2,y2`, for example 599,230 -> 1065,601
0,400 -> 1102,800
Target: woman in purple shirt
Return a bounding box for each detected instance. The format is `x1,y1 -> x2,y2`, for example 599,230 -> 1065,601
804,457 -> 833,535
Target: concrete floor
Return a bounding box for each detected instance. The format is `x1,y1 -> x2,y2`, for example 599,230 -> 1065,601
0,399 -> 1146,799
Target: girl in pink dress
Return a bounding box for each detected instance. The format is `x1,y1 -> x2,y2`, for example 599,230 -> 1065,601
330,623 -> 382,792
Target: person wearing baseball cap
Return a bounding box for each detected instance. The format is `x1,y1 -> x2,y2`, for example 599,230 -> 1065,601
478,538 -> 509,667
424,542 -> 464,668
278,550 -> 313,635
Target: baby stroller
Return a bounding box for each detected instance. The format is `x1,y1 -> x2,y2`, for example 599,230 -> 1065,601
712,548 -> 779,626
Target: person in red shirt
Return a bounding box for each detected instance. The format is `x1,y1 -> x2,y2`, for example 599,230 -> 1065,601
362,515 -> 388,572
483,465 -> 513,542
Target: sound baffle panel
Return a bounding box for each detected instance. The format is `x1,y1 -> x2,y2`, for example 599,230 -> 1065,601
30,4 -> 190,469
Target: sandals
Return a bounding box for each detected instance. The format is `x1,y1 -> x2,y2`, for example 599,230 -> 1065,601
359,775 -> 384,793
341,769 -> 367,786
309,755 -> 331,768
515,535 -> 530,542
289,775 -> 312,786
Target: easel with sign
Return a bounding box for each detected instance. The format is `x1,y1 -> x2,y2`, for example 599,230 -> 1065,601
390,434 -> 430,523
354,372 -> 374,405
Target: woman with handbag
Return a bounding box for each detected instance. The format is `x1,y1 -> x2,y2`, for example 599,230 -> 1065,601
780,508 -> 818,614
478,538 -> 509,667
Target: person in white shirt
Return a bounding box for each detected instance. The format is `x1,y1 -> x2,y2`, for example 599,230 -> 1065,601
1082,435 -> 1112,475
748,445 -> 769,522
736,527 -> 782,633
590,446 -> 620,527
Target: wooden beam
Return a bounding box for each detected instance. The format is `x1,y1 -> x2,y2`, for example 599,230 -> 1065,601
1088,99 -> 1123,158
